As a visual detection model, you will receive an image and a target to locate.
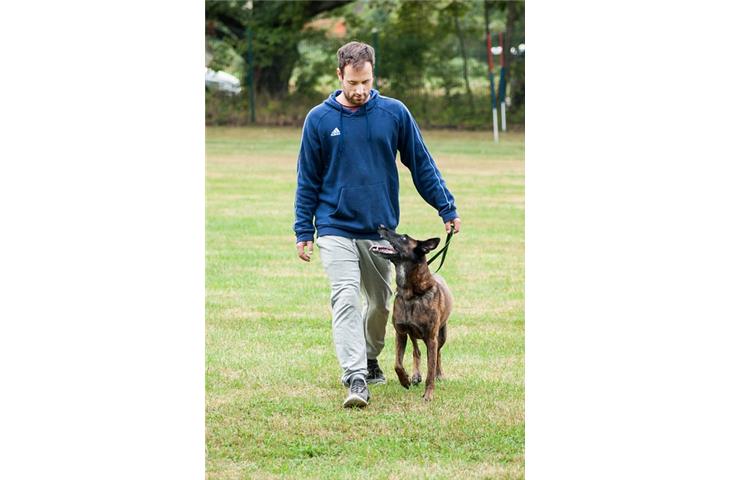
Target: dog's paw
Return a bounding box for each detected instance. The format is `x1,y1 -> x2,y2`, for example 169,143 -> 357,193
422,391 -> 434,402
411,373 -> 422,385
395,369 -> 411,389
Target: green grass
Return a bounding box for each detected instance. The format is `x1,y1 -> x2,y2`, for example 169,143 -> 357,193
206,126 -> 524,479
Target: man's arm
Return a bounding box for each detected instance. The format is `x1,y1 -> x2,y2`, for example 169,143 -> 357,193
294,114 -> 324,260
397,105 -> 461,233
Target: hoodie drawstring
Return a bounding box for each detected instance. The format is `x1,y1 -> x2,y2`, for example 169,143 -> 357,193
365,106 -> 371,141
337,108 -> 344,161
327,90 -> 379,162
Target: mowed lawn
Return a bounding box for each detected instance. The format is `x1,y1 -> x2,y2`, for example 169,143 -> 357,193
206,126 -> 524,479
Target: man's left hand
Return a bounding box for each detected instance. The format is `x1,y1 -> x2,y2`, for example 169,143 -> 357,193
445,218 -> 461,234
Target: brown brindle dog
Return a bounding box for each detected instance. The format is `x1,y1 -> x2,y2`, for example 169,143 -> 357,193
370,225 -> 453,402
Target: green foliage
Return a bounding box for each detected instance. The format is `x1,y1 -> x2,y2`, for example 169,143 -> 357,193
291,35 -> 342,96
206,0 -> 354,96
205,0 -> 525,128
206,38 -> 242,76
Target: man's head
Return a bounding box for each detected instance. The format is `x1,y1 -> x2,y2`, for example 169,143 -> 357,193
336,41 -> 375,107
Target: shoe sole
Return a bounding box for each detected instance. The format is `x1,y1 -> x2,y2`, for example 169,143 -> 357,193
343,394 -> 369,408
366,377 -> 386,385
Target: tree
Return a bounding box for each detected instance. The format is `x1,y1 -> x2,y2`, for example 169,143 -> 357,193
448,1 -> 477,113
484,1 -> 525,113
505,1 -> 525,112
205,0 -> 354,97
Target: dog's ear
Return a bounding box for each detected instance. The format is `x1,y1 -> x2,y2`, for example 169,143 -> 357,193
418,237 -> 441,254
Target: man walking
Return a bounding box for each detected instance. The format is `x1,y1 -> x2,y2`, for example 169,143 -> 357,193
294,41 -> 461,408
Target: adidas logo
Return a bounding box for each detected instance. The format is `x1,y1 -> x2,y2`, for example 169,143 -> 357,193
330,127 -> 341,136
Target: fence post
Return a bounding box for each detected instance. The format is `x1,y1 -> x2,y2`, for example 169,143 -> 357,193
487,32 -> 499,143
499,32 -> 507,132
247,26 -> 256,124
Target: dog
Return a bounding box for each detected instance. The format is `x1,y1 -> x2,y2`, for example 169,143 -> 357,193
370,225 -> 453,402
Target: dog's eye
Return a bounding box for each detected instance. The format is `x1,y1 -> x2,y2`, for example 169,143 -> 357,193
401,236 -> 406,241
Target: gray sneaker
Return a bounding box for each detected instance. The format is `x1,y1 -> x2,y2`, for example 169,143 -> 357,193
366,358 -> 386,385
343,376 -> 370,408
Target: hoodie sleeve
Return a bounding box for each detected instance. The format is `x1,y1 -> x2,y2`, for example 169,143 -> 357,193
293,113 -> 324,243
397,105 -> 459,223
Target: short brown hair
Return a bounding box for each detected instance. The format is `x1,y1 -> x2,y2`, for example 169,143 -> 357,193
337,41 -> 375,72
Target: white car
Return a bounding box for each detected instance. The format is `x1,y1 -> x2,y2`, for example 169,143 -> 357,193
205,68 -> 242,95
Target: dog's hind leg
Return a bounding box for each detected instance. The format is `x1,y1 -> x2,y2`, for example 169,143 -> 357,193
409,334 -> 422,385
394,331 -> 411,389
423,335 -> 438,402
436,324 -> 447,380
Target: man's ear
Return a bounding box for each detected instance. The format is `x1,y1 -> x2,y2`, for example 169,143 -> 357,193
336,67 -> 343,80
418,237 -> 441,254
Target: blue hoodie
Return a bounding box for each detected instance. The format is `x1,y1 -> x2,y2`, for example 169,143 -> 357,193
293,89 -> 458,242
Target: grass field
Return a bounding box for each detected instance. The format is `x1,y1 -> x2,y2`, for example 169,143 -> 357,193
206,126 -> 524,479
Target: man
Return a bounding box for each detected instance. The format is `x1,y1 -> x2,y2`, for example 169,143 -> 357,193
293,41 -> 461,408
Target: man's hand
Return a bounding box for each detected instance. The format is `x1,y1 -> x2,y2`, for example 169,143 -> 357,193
296,240 -> 314,262
445,218 -> 462,234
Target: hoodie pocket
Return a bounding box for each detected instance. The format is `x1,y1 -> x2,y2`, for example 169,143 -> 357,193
332,183 -> 395,231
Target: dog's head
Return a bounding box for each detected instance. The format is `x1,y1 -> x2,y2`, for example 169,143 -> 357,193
369,225 -> 440,264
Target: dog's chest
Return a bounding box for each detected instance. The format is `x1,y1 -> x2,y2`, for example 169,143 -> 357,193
393,290 -> 437,339
395,264 -> 407,287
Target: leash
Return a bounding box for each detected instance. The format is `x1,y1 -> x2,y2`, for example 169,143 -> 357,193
427,224 -> 455,274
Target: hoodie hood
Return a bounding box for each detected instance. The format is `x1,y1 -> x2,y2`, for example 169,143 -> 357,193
324,89 -> 380,113
325,89 -> 380,141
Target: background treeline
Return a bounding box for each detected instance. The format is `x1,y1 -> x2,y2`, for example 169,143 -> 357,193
205,0 -> 524,129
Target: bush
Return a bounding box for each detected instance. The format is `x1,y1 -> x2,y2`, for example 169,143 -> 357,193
206,89 -> 524,130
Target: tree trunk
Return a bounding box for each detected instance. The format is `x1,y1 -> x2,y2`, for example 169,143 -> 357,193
483,0 -> 490,42
483,0 -> 491,103
454,13 -> 475,114
253,45 -> 299,97
503,1 -> 516,104
506,2 -> 525,111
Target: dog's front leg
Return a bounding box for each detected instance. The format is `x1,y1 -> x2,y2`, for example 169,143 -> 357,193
423,335 -> 438,402
436,324 -> 447,380
394,331 -> 410,389
410,334 -> 422,385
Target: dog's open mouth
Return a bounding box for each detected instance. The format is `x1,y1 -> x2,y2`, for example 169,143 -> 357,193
369,244 -> 397,256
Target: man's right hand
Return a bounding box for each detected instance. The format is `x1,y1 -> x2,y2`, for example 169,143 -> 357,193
296,240 -> 314,262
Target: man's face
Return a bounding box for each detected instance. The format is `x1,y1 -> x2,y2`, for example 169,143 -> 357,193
337,62 -> 373,106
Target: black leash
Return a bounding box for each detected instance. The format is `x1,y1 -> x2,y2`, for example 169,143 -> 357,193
427,226 -> 455,274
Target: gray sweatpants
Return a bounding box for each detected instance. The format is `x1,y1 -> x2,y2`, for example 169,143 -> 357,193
316,235 -> 393,386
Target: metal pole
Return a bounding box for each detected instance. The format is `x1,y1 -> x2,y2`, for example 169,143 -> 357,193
372,28 -> 379,90
499,32 -> 507,132
247,26 -> 255,123
487,32 -> 499,143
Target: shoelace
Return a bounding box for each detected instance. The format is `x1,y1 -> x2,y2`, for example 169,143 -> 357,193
351,379 -> 367,393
